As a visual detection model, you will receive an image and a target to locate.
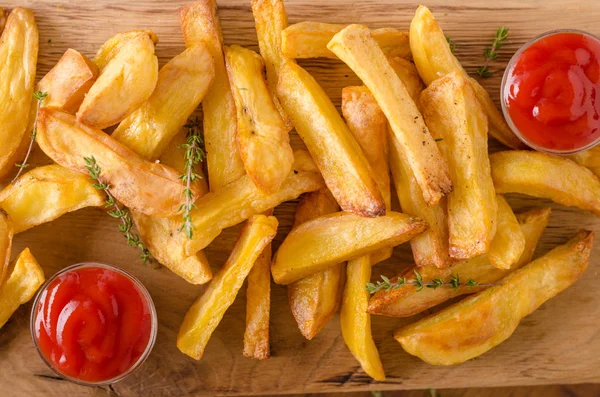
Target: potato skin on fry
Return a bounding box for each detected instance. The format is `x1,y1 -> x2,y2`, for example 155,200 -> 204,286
394,230 -> 593,365
0,8 -> 38,181
0,210 -> 13,287
177,215 -> 278,360
491,150 -> 600,216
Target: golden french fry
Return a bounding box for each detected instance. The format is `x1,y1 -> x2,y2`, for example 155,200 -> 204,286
340,255 -> 385,381
328,24 -> 452,206
77,31 -> 158,129
225,45 -> 294,194
292,148 -> 320,173
488,195 -> 525,270
0,9 -> 6,35
387,56 -> 423,105
282,21 -> 411,60
491,150 -> 600,216
394,230 -> 593,365
408,5 -> 524,149
93,30 -> 158,70
421,71 -> 497,260
0,8 -> 38,181
38,49 -> 99,113
177,215 -> 278,360
341,86 -> 392,264
112,44 -> 215,160
251,0 -> 294,131
288,189 -> 344,340
368,207 -> 550,318
277,61 -> 385,216
37,108 -> 196,217
272,212 -> 427,285
0,248 -> 45,328
180,0 -> 245,190
0,210 -> 13,286
569,145 -> 600,168
0,165 -> 105,234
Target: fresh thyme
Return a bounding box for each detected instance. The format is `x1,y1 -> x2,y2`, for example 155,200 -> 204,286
366,269 -> 495,294
445,35 -> 456,54
178,117 -> 205,239
84,156 -> 151,263
477,26 -> 509,78
11,90 -> 47,184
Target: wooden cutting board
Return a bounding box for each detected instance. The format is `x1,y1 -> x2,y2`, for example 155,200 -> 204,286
1,0 -> 599,395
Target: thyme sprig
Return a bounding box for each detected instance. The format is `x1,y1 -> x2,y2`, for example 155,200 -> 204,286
445,35 -> 456,54
178,117 -> 205,239
84,156 -> 151,264
477,27 -> 509,78
11,90 -> 47,184
366,269 -> 496,294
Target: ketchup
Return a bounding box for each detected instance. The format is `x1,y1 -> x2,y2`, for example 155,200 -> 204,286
503,31 -> 600,151
33,266 -> 153,383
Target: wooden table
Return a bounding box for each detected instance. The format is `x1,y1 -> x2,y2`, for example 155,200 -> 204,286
1,0 -> 599,395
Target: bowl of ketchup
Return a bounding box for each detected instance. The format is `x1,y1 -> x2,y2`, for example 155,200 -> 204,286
30,263 -> 157,386
501,29 -> 600,154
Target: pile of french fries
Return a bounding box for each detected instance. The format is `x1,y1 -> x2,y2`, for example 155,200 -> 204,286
0,1 -> 598,380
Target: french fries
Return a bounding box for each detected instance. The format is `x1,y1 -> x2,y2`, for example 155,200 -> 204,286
341,86 -> 392,264
421,71 -> 497,260
488,195 -> 525,270
0,248 -> 45,329
38,49 -> 99,113
328,24 -> 452,206
569,145 -> 600,168
112,44 -> 215,160
177,215 -> 278,360
491,151 -> 600,216
93,29 -> 158,70
0,8 -> 6,35
0,210 -> 13,286
288,189 -> 344,340
0,8 -> 38,181
282,21 -> 411,60
180,0 -> 245,190
340,255 -> 385,381
408,5 -> 524,149
37,108 -> 196,217
394,230 -> 593,365
0,165 -> 105,234
251,0 -> 294,131
277,61 -> 385,216
272,212 -> 427,285
225,45 -> 294,194
387,56 -> 424,105
77,31 -> 158,129
368,208 -> 550,317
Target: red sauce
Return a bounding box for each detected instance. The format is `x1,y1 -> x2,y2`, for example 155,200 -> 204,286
503,32 -> 600,151
33,266 -> 153,383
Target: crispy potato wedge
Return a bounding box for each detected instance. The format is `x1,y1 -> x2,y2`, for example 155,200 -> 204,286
0,165 -> 105,234
368,207 -> 550,318
490,150 -> 600,216
389,134 -> 450,268
251,0 -> 294,131
387,56 -> 423,105
282,21 -> 411,60
0,248 -> 44,329
277,61 -> 385,216
272,212 -> 427,285
292,148 -> 320,173
225,45 -> 294,194
77,31 -> 158,129
0,210 -> 13,286
0,8 -> 38,181
288,189 -> 344,340
569,145 -> 600,168
421,72 -> 497,260
341,86 -> 392,264
177,215 -> 278,360
93,30 -> 158,70
408,5 -> 524,149
37,108 -> 196,217
394,230 -> 593,365
180,0 -> 245,190
488,195 -> 525,270
38,49 -> 99,113
112,44 -> 215,160
340,255 -> 385,381
328,24 -> 452,205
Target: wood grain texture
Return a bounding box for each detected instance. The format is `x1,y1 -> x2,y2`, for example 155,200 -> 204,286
0,0 -> 599,396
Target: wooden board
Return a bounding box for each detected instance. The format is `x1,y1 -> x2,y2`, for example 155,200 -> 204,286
1,0 -> 600,395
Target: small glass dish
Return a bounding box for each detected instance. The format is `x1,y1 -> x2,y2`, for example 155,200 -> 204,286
500,29 -> 600,155
30,262 -> 157,387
